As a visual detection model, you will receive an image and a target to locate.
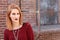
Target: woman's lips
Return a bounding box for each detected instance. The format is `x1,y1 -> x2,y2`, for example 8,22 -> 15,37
15,18 -> 18,20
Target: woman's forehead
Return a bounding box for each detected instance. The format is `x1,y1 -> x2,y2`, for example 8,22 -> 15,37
11,9 -> 19,13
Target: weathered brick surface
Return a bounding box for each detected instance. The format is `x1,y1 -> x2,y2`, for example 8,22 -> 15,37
0,0 -> 7,40
38,30 -> 60,40
21,0 -> 36,26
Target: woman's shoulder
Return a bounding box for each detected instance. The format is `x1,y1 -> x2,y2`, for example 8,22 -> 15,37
23,22 -> 31,26
23,22 -> 32,29
23,22 -> 31,27
4,28 -> 10,33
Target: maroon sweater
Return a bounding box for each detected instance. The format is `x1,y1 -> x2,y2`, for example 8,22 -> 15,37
4,23 -> 34,40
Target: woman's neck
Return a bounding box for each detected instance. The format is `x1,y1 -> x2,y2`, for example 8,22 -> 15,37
12,22 -> 23,30
12,22 -> 20,28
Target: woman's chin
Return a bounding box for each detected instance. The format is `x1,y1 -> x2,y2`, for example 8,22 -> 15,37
12,21 -> 19,23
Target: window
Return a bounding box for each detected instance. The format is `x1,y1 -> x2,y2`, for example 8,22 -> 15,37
40,0 -> 58,25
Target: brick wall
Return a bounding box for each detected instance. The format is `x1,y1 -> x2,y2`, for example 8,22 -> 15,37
39,30 -> 60,40
0,0 -> 8,40
21,0 -> 36,26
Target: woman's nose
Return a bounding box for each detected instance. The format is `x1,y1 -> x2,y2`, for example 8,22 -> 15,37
15,15 -> 18,17
15,14 -> 19,17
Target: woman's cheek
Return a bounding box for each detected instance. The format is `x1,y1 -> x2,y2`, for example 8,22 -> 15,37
17,15 -> 20,18
11,16 -> 15,20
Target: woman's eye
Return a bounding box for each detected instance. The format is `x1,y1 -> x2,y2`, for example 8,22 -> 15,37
12,13 -> 15,15
17,13 -> 20,15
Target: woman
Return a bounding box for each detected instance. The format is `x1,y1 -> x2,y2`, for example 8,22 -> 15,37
4,4 -> 34,40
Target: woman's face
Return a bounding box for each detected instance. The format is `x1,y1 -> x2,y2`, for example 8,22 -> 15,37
10,9 -> 20,23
